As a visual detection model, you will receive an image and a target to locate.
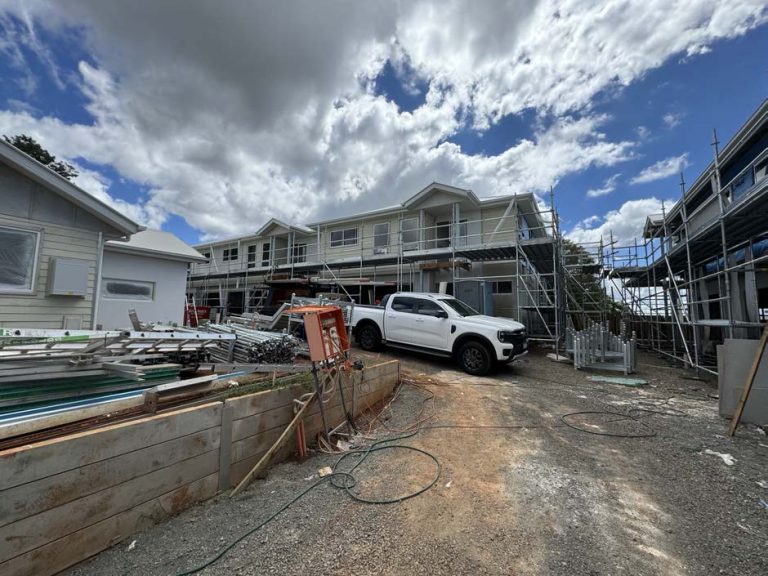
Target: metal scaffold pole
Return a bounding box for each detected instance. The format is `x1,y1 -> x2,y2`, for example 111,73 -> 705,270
712,128 -> 735,339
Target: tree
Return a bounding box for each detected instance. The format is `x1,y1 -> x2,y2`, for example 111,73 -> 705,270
3,134 -> 78,180
561,238 -> 624,325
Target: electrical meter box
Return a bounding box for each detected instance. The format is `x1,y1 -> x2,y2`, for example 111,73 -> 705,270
47,257 -> 89,297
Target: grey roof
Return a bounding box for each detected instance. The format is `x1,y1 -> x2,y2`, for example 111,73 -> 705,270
0,139 -> 140,236
106,229 -> 207,262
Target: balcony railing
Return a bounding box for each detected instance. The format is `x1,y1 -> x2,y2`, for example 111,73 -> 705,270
189,208 -> 555,277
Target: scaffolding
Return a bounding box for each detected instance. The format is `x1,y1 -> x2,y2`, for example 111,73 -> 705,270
599,108 -> 768,375
186,192 -> 576,345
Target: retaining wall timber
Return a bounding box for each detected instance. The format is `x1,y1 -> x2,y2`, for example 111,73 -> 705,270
0,359 -> 399,576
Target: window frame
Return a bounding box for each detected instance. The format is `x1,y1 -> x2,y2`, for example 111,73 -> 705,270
0,224 -> 41,295
390,296 -> 416,313
247,244 -> 257,267
292,243 -> 307,263
222,247 -> 239,262
401,217 -> 419,251
101,278 -> 155,301
261,242 -> 271,267
329,227 -> 359,248
413,298 -> 446,317
373,222 -> 390,253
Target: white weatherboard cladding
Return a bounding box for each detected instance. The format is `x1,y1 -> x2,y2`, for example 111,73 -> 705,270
0,214 -> 99,329
98,250 -> 188,329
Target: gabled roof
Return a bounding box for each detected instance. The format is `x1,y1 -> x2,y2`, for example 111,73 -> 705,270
105,229 -> 207,262
0,139 -> 140,236
402,182 -> 482,208
255,218 -> 315,237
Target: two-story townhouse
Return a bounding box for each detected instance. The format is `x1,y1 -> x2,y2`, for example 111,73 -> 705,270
187,182 -> 556,334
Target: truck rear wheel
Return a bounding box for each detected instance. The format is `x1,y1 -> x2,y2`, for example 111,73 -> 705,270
357,323 -> 381,351
457,340 -> 493,376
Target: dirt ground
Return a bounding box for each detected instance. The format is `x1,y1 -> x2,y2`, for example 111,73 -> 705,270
68,346 -> 768,576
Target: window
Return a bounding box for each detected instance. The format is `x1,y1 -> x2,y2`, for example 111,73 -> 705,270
102,278 -> 154,301
292,243 -> 307,263
390,296 -> 416,313
261,242 -> 271,266
373,222 -> 390,254
201,251 -> 211,260
518,213 -> 530,239
401,218 -> 419,250
330,227 -> 358,247
0,226 -> 40,294
247,245 -> 257,267
492,281 -> 513,294
414,299 -> 445,317
439,298 -> 478,317
222,247 -> 239,261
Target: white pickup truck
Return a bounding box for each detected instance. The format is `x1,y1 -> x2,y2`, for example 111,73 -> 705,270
350,292 -> 528,375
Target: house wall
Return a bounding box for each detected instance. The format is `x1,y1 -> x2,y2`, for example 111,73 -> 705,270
0,161 -> 125,329
98,251 -> 189,329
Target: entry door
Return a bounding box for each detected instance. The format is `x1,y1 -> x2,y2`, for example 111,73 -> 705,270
411,298 -> 450,350
386,296 -> 416,344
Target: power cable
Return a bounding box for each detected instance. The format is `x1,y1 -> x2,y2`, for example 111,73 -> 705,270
174,430 -> 440,576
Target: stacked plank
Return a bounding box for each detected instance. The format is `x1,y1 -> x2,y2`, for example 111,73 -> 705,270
204,324 -> 299,364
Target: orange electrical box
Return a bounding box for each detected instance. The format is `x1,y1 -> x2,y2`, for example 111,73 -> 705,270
287,305 -> 350,363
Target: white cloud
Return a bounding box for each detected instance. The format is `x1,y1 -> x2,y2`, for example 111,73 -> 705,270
630,153 -> 690,185
0,1 -> 764,239
663,112 -> 683,128
636,126 -> 651,139
567,197 -> 673,245
586,173 -> 622,198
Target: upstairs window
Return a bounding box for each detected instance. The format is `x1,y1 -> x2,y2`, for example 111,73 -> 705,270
373,222 -> 390,254
292,243 -> 307,263
401,218 -> 419,250
247,245 -> 257,267
0,226 -> 40,294
261,242 -> 271,266
222,247 -> 239,261
330,227 -> 358,247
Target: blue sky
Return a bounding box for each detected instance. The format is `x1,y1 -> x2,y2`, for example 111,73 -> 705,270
0,2 -> 766,245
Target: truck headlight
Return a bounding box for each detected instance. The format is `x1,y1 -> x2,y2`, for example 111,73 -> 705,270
498,329 -> 526,343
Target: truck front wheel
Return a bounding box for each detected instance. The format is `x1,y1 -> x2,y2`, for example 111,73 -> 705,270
356,323 -> 381,351
457,340 -> 493,376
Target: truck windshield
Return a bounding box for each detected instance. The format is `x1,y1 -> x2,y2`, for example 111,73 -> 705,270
439,298 -> 479,317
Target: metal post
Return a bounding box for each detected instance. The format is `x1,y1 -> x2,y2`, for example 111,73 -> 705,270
311,364 -> 331,441
680,172 -> 700,374
712,129 -> 734,339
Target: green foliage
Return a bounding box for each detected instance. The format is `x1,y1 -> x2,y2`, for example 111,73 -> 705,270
3,134 -> 79,180
562,239 -> 623,314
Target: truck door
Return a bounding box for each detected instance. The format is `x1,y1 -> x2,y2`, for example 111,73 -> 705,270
411,298 -> 451,350
385,296 -> 416,344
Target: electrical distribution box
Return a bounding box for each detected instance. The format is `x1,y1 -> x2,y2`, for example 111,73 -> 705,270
288,305 -> 350,363
47,257 -> 89,297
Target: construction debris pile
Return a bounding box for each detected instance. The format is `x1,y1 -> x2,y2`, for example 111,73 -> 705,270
205,324 -> 299,364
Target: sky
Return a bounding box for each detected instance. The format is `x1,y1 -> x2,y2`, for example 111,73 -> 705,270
0,1 -> 766,246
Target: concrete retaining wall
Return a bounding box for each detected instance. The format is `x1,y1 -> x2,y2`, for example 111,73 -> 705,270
0,360 -> 399,576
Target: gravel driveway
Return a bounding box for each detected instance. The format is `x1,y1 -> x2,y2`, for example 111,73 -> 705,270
67,347 -> 768,576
